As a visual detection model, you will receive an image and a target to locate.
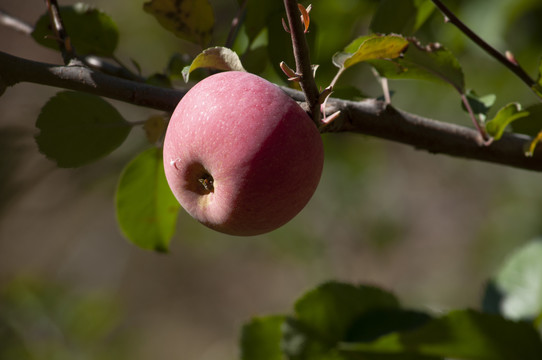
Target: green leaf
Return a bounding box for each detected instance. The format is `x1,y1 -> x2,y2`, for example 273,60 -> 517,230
340,310 -> 542,360
370,0 -> 417,35
182,47 -> 246,83
35,91 -> 130,168
116,148 -> 180,252
332,34 -> 409,70
511,103 -> 542,137
240,316 -> 285,360
143,0 -> 214,47
462,90 -> 497,122
294,281 -> 399,343
244,0 -> 283,42
345,308 -> 432,342
242,46 -> 269,75
413,0 -> 436,32
369,40 -> 465,93
166,53 -> 191,80
481,281 -> 505,316
32,3 -> 119,57
493,239 -> 542,321
370,0 -> 435,35
485,103 -> 529,140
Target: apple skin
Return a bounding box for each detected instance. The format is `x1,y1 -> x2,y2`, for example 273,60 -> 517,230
163,71 -> 324,236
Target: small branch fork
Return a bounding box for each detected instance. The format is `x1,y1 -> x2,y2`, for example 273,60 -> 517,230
44,0 -> 78,64
282,0 -> 321,125
430,0 -> 539,95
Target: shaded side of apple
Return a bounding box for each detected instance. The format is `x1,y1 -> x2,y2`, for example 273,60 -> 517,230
163,71 -> 324,236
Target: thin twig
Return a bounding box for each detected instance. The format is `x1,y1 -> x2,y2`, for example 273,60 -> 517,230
225,0 -> 247,49
44,0 -> 77,64
0,10 -> 33,35
283,0 -> 321,124
431,0 -> 537,92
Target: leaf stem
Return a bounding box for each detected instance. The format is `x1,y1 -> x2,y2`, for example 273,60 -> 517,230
431,0 -> 537,92
283,0 -> 321,124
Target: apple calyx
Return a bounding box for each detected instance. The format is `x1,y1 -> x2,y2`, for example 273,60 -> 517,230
198,174 -> 214,193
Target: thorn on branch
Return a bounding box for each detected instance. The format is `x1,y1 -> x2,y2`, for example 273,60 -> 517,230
280,61 -> 301,82
282,18 -> 290,33
298,4 -> 311,33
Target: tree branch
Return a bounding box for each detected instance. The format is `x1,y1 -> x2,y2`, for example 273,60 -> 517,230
1,50 -> 541,171
0,51 -> 185,111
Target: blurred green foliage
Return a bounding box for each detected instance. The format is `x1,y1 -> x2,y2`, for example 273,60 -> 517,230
0,278 -> 133,360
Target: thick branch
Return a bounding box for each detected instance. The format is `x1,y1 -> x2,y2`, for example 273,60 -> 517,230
0,51 -> 185,111
1,50 -> 541,171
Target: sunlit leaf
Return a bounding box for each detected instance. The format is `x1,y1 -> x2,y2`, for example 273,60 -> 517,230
485,103 -> 529,140
332,34 -> 409,70
35,91 -> 131,168
143,0 -> 214,46
182,47 -> 245,82
340,310 -> 542,360
116,148 -> 180,252
370,40 -> 465,93
32,3 -> 119,57
240,316 -> 285,360
493,239 -> 542,321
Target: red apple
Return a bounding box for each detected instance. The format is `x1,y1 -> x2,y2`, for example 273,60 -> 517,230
163,71 -> 324,236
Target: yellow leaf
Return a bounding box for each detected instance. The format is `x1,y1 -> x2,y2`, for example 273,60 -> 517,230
526,131 -> 542,157
143,0 -> 214,46
343,35 -> 409,69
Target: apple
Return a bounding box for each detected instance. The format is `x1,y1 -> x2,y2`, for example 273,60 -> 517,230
163,71 -> 324,236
